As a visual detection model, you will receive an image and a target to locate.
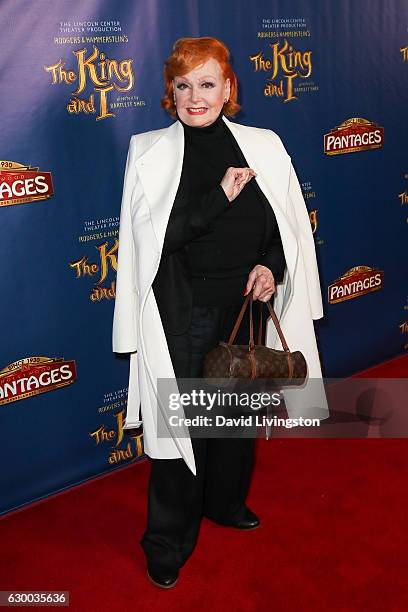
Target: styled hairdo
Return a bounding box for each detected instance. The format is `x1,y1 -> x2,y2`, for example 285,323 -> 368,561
161,36 -> 241,119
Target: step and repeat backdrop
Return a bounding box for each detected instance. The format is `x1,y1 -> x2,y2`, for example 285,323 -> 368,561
0,0 -> 406,514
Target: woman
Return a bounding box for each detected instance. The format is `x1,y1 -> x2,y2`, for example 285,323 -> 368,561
112,37 -> 327,589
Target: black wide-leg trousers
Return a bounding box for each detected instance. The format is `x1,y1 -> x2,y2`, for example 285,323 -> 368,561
140,299 -> 267,572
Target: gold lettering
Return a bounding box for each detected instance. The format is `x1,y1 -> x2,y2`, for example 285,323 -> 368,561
97,239 -> 118,284
69,256 -> 99,278
309,209 -> 317,233
45,45 -> 134,121
400,45 -> 408,61
94,85 -> 114,120
130,434 -> 144,457
398,191 -> 408,205
90,425 -> 116,444
108,442 -> 133,464
67,93 -> 96,115
90,280 -> 116,302
250,39 -> 312,103
73,46 -> 106,93
114,410 -> 125,446
43,59 -> 76,84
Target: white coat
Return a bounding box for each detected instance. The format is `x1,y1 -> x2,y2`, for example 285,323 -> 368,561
112,114 -> 329,476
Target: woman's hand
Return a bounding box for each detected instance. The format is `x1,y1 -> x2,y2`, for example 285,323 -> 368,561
220,167 -> 257,202
244,264 -> 276,302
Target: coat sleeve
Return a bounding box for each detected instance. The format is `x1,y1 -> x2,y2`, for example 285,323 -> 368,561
266,129 -> 324,319
112,135 -> 139,353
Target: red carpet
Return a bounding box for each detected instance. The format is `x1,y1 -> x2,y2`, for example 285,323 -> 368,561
1,354 -> 407,611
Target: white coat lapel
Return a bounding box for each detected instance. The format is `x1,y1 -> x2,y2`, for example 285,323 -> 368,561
135,120 -> 184,251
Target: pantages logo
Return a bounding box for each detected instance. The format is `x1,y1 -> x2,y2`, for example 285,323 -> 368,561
328,266 -> 384,304
249,38 -> 312,102
0,161 -> 54,208
70,238 -> 118,301
324,118 -> 384,156
0,356 -> 77,405
44,45 -> 134,120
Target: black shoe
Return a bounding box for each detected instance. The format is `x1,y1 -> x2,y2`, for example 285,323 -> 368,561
205,507 -> 261,530
146,565 -> 179,589
229,507 -> 260,530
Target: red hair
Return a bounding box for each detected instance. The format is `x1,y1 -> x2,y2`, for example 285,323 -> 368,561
161,36 -> 241,119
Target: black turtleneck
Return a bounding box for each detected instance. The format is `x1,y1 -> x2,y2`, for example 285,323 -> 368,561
151,108 -> 286,331
177,108 -> 285,306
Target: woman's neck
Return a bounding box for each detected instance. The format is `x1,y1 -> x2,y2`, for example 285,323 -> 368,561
177,108 -> 225,139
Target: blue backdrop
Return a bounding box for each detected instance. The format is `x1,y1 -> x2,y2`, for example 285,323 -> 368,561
1,0 -> 406,514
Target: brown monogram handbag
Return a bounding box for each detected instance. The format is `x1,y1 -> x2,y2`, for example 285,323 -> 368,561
202,290 -> 307,385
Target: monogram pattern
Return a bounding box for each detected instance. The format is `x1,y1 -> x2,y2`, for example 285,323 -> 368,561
202,341 -> 307,386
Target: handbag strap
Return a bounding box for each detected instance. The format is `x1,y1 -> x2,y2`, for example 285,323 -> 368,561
258,307 -> 263,346
227,292 -> 252,347
227,289 -> 291,353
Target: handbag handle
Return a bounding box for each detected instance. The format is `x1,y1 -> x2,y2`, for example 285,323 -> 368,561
227,289 -> 291,353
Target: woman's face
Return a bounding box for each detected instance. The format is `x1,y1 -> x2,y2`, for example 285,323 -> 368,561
173,57 -> 231,128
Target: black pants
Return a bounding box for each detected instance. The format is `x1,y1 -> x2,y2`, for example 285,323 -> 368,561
140,299 -> 268,571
